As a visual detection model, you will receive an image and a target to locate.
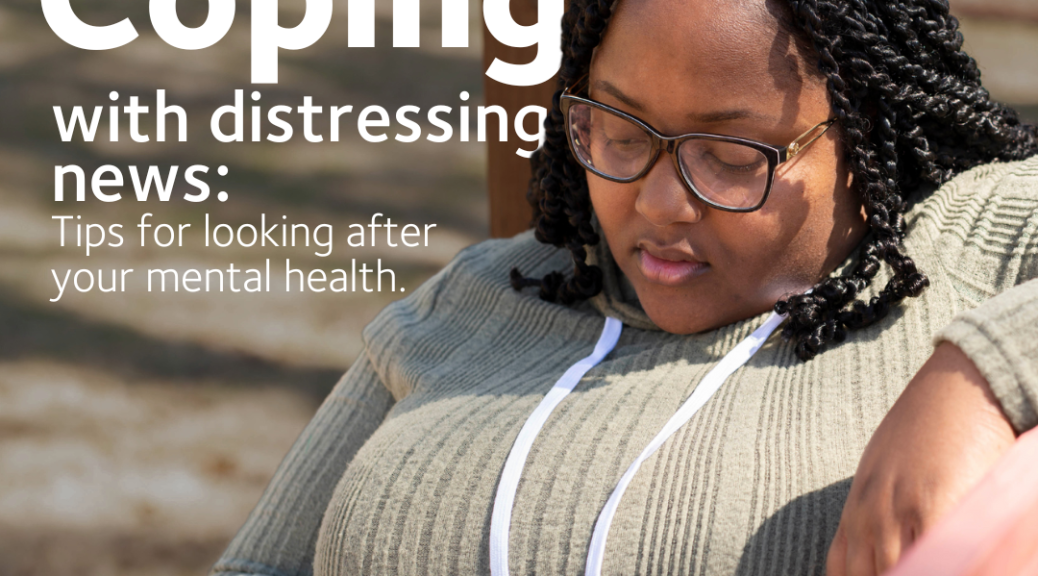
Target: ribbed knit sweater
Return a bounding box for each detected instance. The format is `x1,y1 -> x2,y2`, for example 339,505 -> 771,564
211,156 -> 1038,576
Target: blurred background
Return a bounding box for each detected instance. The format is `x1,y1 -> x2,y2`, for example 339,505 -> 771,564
0,0 -> 1035,574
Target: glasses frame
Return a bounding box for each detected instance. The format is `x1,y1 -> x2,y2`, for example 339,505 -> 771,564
560,75 -> 836,212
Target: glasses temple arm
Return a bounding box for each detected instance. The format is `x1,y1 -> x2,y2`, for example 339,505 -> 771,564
786,119 -> 836,159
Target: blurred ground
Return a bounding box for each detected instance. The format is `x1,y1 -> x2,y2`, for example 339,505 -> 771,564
0,0 -> 486,574
0,1 -> 1036,575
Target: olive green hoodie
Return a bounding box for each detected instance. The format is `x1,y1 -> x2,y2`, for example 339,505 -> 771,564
212,156 -> 1038,576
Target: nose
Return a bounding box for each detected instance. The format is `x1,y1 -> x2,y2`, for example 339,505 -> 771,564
633,152 -> 705,227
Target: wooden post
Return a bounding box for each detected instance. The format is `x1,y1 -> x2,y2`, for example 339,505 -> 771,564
482,0 -> 559,238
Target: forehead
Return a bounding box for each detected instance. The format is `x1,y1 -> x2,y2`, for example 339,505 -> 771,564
590,0 -> 820,130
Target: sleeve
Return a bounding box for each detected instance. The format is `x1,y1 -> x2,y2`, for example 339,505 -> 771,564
935,277 -> 1038,434
209,353 -> 396,576
924,156 -> 1038,434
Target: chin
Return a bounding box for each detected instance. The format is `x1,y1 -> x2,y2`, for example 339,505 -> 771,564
638,284 -> 773,334
642,301 -> 714,335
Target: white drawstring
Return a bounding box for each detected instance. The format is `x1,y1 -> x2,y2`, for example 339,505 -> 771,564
490,310 -> 785,576
584,310 -> 786,576
490,317 -> 623,576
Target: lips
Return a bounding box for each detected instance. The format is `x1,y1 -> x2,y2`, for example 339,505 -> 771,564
636,243 -> 710,286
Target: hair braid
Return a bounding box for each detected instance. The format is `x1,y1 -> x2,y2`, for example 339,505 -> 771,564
512,0 -> 1038,358
510,0 -> 615,304
775,0 -> 1035,359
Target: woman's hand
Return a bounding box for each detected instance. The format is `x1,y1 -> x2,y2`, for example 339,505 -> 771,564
826,342 -> 1018,576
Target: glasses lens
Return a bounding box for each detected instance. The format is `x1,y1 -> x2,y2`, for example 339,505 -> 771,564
677,139 -> 769,209
567,103 -> 653,179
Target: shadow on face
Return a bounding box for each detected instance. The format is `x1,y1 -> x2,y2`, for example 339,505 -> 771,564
584,0 -> 866,334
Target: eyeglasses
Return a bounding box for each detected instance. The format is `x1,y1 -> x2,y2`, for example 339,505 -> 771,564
560,75 -> 836,212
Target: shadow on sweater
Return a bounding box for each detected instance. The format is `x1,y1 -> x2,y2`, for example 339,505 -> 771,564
735,477 -> 852,576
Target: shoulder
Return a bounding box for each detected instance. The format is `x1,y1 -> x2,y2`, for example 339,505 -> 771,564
359,230 -> 590,399
907,155 -> 1038,302
446,228 -> 575,284
910,155 -> 1038,232
381,229 -> 571,311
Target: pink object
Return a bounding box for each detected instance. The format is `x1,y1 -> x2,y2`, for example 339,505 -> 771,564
885,426 -> 1038,576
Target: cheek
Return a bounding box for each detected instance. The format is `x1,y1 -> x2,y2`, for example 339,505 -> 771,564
708,180 -> 821,285
718,168 -> 843,289
587,176 -> 635,242
710,213 -> 788,275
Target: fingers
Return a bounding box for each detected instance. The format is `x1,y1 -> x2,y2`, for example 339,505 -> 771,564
827,524 -> 848,576
827,509 -> 908,576
872,523 -> 903,574
845,538 -> 876,576
827,524 -> 877,576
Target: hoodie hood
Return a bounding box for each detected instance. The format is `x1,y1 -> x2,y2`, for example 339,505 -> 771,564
582,216 -> 870,335
585,221 -> 661,332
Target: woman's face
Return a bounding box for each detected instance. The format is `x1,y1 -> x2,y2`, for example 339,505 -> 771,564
587,0 -> 867,334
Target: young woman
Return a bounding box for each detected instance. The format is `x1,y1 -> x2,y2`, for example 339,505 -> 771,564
210,0 -> 1038,575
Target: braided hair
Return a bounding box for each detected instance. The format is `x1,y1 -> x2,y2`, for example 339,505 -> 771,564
511,0 -> 1038,360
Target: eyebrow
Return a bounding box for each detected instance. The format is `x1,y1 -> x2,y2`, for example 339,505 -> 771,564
593,80 -> 646,112
592,79 -> 777,125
